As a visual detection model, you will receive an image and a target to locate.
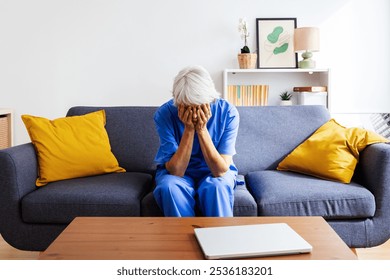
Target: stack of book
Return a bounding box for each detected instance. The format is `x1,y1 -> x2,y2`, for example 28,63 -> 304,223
227,85 -> 269,106
293,86 -> 327,93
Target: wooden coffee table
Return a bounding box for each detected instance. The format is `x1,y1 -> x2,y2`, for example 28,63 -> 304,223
39,216 -> 357,260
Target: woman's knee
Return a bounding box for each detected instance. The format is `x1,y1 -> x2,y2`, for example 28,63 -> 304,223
156,174 -> 177,188
202,175 -> 234,190
154,174 -> 195,196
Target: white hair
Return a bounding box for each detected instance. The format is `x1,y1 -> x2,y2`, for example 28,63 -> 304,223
172,65 -> 220,106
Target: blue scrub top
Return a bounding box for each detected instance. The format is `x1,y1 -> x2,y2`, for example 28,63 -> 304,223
154,98 -> 239,176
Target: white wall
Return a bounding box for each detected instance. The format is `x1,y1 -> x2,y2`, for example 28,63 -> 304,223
0,0 -> 389,145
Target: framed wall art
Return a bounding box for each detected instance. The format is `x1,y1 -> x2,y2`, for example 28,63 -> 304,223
256,18 -> 298,68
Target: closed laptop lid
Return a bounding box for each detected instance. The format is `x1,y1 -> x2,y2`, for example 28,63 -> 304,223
194,223 -> 312,260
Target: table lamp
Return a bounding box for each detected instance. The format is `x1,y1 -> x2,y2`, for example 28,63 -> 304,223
294,27 -> 320,69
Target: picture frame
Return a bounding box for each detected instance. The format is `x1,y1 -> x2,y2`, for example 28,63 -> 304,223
256,18 -> 298,68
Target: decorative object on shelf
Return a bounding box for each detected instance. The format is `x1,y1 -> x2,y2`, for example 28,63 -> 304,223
294,27 -> 320,69
237,53 -> 257,69
237,18 -> 257,69
256,18 -> 298,69
0,116 -> 10,149
0,109 -> 12,149
293,84 -> 327,106
295,92 -> 327,106
279,91 -> 293,106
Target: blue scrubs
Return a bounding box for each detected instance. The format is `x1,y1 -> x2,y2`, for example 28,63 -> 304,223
153,98 -> 239,217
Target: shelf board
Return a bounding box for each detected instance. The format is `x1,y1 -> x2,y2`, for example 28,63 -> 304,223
225,68 -> 329,74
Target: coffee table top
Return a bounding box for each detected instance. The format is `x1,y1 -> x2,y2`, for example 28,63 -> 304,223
39,216 -> 357,260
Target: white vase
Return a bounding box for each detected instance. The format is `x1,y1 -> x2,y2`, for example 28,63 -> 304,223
280,100 -> 293,106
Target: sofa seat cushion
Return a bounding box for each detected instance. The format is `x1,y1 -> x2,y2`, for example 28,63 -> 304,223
246,170 -> 375,219
231,183 -> 258,216
21,172 -> 152,224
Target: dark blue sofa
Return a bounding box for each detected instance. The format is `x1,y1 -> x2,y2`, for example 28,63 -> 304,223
0,105 -> 389,251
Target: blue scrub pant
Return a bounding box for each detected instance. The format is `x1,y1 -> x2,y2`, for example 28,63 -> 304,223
153,168 -> 236,217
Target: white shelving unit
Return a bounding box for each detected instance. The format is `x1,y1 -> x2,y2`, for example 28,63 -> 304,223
223,68 -> 330,109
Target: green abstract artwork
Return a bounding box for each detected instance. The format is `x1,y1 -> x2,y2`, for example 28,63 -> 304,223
274,43 -> 289,54
267,26 -> 284,44
257,18 -> 297,68
267,26 -> 289,55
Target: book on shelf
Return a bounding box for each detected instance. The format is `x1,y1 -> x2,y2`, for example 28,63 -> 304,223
293,86 -> 327,92
227,85 -> 268,106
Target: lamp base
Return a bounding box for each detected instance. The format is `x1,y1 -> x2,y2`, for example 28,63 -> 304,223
298,51 -> 316,69
298,59 -> 316,69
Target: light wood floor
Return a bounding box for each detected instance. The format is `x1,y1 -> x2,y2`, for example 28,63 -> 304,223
354,238 -> 390,260
0,235 -> 39,260
1,234 -> 389,260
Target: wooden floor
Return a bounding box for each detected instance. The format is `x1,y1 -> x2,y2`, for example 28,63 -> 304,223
354,238 -> 390,260
1,234 -> 389,260
0,235 -> 39,260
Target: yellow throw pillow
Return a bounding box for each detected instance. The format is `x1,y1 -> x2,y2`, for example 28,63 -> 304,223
277,119 -> 389,183
22,110 -> 125,186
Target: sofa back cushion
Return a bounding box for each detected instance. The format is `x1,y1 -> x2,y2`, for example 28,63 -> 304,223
67,106 -> 159,174
67,105 -> 330,176
234,105 -> 330,175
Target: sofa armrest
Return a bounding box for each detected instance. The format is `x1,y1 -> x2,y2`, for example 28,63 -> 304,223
357,143 -> 390,246
0,143 -> 39,230
359,143 -> 390,208
0,144 -> 69,251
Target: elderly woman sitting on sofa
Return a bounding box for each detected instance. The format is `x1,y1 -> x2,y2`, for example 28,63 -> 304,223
153,65 -> 240,217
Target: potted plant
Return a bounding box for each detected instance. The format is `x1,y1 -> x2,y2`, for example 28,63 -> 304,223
279,91 -> 293,106
237,18 -> 257,69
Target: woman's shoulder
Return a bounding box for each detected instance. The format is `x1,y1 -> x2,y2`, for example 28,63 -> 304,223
215,97 -> 234,107
159,99 -> 176,111
155,99 -> 176,119
214,98 -> 238,114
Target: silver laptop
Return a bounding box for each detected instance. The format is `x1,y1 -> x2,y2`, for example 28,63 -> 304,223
194,223 -> 312,259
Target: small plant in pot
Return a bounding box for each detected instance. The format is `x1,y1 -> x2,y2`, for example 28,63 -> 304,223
237,18 -> 257,69
279,91 -> 293,106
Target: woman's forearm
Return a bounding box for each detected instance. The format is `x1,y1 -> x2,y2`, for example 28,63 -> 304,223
197,129 -> 231,177
165,127 -> 195,177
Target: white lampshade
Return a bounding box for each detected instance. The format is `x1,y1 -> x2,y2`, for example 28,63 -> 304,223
294,27 -> 320,52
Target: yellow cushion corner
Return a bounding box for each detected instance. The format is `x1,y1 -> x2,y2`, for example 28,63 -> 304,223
277,119 -> 389,183
22,110 -> 125,186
